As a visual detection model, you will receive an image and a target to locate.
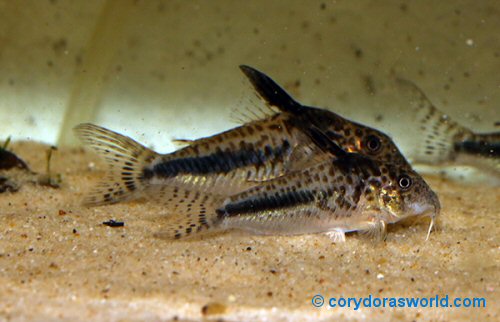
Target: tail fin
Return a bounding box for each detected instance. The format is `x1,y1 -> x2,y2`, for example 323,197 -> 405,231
239,65 -> 304,114
74,123 -> 159,206
151,186 -> 226,239
396,79 -> 473,164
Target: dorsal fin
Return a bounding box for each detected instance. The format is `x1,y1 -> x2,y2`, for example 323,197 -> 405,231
229,97 -> 279,124
239,65 -> 304,114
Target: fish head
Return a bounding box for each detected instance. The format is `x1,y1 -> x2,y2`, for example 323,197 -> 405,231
301,107 -> 411,167
370,164 -> 440,237
354,126 -> 410,166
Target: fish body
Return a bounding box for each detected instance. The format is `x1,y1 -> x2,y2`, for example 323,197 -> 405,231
75,115 -> 319,204
76,66 -> 415,206
454,133 -> 500,159
144,113 -> 313,191
397,79 -> 500,178
75,67 -> 440,241
240,65 -> 413,169
0,147 -> 60,192
162,129 -> 440,241
452,132 -> 500,178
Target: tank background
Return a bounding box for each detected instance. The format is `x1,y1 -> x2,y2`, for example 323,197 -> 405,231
0,0 -> 498,155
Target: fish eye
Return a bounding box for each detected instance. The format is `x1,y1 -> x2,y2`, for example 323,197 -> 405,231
398,175 -> 412,190
365,135 -> 382,153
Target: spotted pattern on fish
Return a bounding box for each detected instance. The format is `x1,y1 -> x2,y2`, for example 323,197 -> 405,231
75,66 -> 419,207
153,127 -> 439,241
144,140 -> 291,179
241,65 -> 414,170
396,78 -> 499,178
161,144 -> 440,240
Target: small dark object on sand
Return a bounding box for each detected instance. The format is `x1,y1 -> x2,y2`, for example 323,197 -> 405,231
103,220 -> 125,227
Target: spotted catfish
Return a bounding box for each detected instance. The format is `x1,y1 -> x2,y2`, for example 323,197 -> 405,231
158,127 -> 440,241
75,65 -> 412,205
75,119 -> 313,205
239,65 -> 413,169
396,79 -> 499,179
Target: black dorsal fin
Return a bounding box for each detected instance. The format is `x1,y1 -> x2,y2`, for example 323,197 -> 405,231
239,65 -> 303,114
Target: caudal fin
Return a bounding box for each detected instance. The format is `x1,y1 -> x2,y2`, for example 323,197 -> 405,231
74,123 -> 159,206
396,79 -> 472,164
239,65 -> 304,114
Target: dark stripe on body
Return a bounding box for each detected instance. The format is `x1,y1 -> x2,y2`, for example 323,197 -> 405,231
144,141 -> 291,179
333,152 -> 381,178
218,189 -> 317,218
455,140 -> 500,158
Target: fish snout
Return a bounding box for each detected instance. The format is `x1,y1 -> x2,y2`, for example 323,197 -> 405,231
409,190 -> 441,241
428,190 -> 441,219
409,189 -> 441,220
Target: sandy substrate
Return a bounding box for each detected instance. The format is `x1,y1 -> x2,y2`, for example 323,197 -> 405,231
0,142 -> 498,321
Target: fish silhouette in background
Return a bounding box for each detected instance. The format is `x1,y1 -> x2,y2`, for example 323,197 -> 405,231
396,79 -> 499,179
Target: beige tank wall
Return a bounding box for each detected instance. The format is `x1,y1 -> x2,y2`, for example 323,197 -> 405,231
0,0 -> 498,154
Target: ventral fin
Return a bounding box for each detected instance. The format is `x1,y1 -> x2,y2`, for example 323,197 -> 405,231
150,185 -> 225,240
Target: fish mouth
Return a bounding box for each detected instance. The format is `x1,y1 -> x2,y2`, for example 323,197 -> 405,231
409,202 -> 440,241
382,203 -> 439,241
409,202 -> 439,217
